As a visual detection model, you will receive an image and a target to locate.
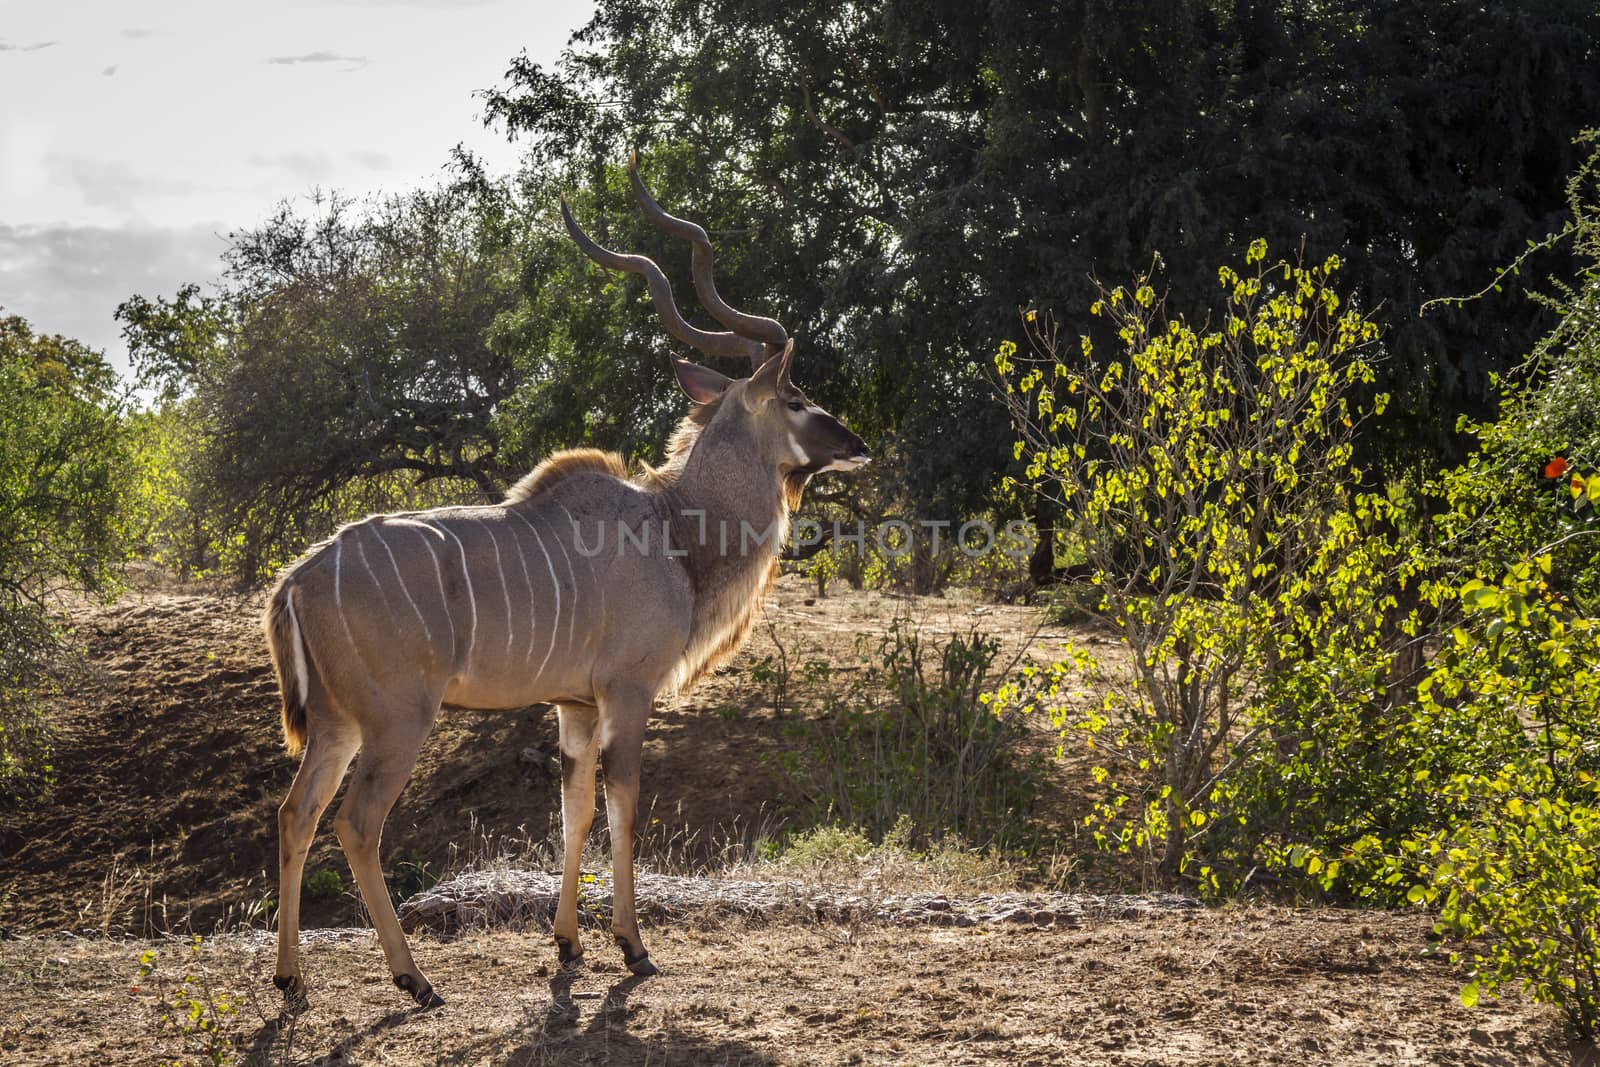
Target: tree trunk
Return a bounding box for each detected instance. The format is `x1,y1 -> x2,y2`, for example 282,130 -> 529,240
1028,503 -> 1056,589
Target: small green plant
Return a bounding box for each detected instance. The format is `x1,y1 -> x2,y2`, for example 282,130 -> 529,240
136,935 -> 236,1066
786,620 -> 1047,848
776,824 -> 874,867
769,816 -> 1018,892
304,867 -> 343,900
577,870 -> 608,929
386,858 -> 438,909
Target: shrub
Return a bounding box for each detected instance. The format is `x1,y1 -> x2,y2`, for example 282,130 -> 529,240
1378,548 -> 1600,1036
769,816 -> 1019,893
304,868 -> 344,900
136,935 -> 237,1066
0,316 -> 132,804
780,620 -> 1048,849
994,241 -> 1388,884
1413,760 -> 1600,1039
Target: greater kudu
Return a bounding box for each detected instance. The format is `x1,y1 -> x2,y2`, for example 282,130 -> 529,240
264,157 -> 869,1010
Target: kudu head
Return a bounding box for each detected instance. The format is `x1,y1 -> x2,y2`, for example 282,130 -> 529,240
560,155 -> 870,482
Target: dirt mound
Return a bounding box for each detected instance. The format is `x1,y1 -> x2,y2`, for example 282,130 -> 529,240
0,592 -> 286,933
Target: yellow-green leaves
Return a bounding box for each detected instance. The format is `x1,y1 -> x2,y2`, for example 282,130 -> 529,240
992,240 -> 1391,892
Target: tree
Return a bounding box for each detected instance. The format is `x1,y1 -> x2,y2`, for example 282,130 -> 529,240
484,0 -> 1600,529
1432,134 -> 1600,611
0,315 -> 132,802
120,167 -> 529,581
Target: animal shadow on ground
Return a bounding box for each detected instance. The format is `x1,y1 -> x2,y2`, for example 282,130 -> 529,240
244,1003 -> 416,1066
434,971 -> 780,1066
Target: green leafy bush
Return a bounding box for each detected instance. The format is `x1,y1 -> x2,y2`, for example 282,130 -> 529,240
768,816 -> 1019,893
995,241 -> 1390,884
304,868 -> 344,900
1376,549 -> 1600,1037
1412,760 -> 1600,1038
0,316 -> 132,804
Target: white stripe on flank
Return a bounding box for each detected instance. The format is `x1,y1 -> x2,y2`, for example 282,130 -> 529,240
372,526 -> 434,645
409,524 -> 456,653
509,510 -> 560,679
475,518 -> 515,658
284,588 -> 309,705
558,502 -> 599,651
352,533 -> 380,588
505,511 -> 539,663
331,534 -> 358,648
427,520 -> 477,668
547,514 -> 579,653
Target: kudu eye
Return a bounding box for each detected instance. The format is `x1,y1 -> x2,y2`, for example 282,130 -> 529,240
787,401 -> 805,412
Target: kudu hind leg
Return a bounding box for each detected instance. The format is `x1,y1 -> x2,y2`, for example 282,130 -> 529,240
600,696 -> 657,976
553,705 -> 600,968
331,715 -> 442,1007
274,723 -> 358,1011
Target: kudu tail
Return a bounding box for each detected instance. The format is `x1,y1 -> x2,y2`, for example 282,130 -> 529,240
264,578 -> 311,757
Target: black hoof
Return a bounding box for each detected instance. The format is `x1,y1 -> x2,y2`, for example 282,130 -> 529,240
274,974 -> 309,1015
394,972 -> 444,1009
555,936 -> 584,970
616,937 -> 658,977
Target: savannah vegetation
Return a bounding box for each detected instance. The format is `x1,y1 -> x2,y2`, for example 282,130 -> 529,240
6,0 -> 1600,1049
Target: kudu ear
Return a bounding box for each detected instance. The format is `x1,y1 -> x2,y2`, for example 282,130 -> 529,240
672,357 -> 734,404
744,339 -> 795,406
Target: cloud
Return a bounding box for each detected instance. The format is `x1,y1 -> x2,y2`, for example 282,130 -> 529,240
347,149 -> 393,170
0,223 -> 230,377
0,40 -> 58,52
46,155 -> 200,215
266,51 -> 369,71
102,65 -> 118,77
327,0 -> 500,7
246,150 -> 335,181
121,28 -> 153,40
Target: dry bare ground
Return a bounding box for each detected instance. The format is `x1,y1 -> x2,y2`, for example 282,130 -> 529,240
0,909 -> 1570,1065
0,577 -> 1583,1063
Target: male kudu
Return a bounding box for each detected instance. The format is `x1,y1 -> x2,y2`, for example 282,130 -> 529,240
264,157 -> 869,1010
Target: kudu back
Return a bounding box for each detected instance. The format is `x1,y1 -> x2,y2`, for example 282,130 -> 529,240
265,156 -> 869,1010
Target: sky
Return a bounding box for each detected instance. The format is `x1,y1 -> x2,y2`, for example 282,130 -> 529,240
0,0 -> 592,377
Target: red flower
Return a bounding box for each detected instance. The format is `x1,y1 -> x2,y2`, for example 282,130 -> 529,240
1544,456 -> 1570,479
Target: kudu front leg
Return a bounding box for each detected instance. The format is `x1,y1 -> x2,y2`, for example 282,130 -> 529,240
600,694 -> 657,976
553,705 -> 600,968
